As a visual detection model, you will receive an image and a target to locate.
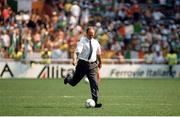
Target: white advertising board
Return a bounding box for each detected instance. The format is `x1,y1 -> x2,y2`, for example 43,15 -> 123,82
101,64 -> 180,78
0,62 -> 180,79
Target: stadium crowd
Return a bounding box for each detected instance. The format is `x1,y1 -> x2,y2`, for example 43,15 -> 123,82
0,0 -> 179,64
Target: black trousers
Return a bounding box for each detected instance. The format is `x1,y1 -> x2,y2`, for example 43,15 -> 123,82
169,65 -> 174,77
68,59 -> 99,103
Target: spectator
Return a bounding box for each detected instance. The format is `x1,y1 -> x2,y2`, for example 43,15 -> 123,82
1,30 -> 10,48
11,47 -> 23,61
152,9 -> 165,21
165,49 -> 178,77
80,8 -> 90,26
0,1 -> 179,64
70,1 -> 81,24
116,51 -> 125,63
144,49 -> 154,64
2,6 -> 11,21
153,51 -> 165,64
41,48 -> 51,64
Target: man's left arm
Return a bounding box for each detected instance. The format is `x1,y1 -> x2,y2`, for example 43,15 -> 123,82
97,42 -> 102,69
97,54 -> 102,69
96,40 -> 102,83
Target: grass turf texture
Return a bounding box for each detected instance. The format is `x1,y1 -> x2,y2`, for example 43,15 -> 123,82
0,78 -> 180,116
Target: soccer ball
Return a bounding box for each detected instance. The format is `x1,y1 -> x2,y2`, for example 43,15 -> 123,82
84,77 -> 89,84
85,99 -> 95,108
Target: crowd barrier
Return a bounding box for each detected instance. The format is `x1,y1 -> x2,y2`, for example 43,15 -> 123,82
0,60 -> 180,79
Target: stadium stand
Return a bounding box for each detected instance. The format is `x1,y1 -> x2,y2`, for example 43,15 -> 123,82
0,0 -> 179,64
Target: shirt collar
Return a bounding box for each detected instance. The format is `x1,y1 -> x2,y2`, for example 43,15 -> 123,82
85,37 -> 94,42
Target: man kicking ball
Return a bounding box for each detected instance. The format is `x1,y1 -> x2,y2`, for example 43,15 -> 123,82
64,26 -> 102,108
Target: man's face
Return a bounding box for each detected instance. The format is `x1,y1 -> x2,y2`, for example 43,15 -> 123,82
87,28 -> 95,39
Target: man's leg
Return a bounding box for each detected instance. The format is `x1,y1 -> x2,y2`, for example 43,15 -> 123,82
65,62 -> 86,86
87,66 -> 102,108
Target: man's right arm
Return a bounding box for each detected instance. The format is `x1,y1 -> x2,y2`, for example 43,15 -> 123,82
73,52 -> 79,66
73,37 -> 83,66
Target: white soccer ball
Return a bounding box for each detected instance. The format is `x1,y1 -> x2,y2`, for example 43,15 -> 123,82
85,99 -> 95,108
84,77 -> 89,84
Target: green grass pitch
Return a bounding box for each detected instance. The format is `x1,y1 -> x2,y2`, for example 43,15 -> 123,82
0,78 -> 180,116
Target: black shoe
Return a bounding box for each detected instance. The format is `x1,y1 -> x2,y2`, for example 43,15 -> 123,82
64,73 -> 71,85
64,77 -> 68,85
95,103 -> 102,108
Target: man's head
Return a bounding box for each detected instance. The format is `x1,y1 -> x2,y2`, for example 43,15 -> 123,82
86,27 -> 95,40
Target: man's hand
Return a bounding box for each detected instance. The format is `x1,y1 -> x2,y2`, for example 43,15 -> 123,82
72,52 -> 78,66
98,62 -> 102,69
97,55 -> 102,69
72,59 -> 77,66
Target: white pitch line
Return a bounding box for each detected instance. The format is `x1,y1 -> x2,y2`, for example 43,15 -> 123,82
106,103 -> 174,106
62,95 -> 75,98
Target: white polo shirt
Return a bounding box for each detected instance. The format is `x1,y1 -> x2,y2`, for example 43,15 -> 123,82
76,36 -> 101,62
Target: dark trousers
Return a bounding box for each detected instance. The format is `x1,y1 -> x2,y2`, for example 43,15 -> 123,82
68,59 -> 99,103
169,65 -> 174,77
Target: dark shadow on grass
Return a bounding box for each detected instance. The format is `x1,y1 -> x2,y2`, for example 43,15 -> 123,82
24,105 -> 104,109
24,105 -> 83,109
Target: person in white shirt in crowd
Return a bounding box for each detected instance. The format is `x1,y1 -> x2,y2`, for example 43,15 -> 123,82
153,51 -> 165,64
70,1 -> 81,23
152,9 -> 165,21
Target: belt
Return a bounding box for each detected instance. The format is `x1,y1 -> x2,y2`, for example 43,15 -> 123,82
79,59 -> 96,64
